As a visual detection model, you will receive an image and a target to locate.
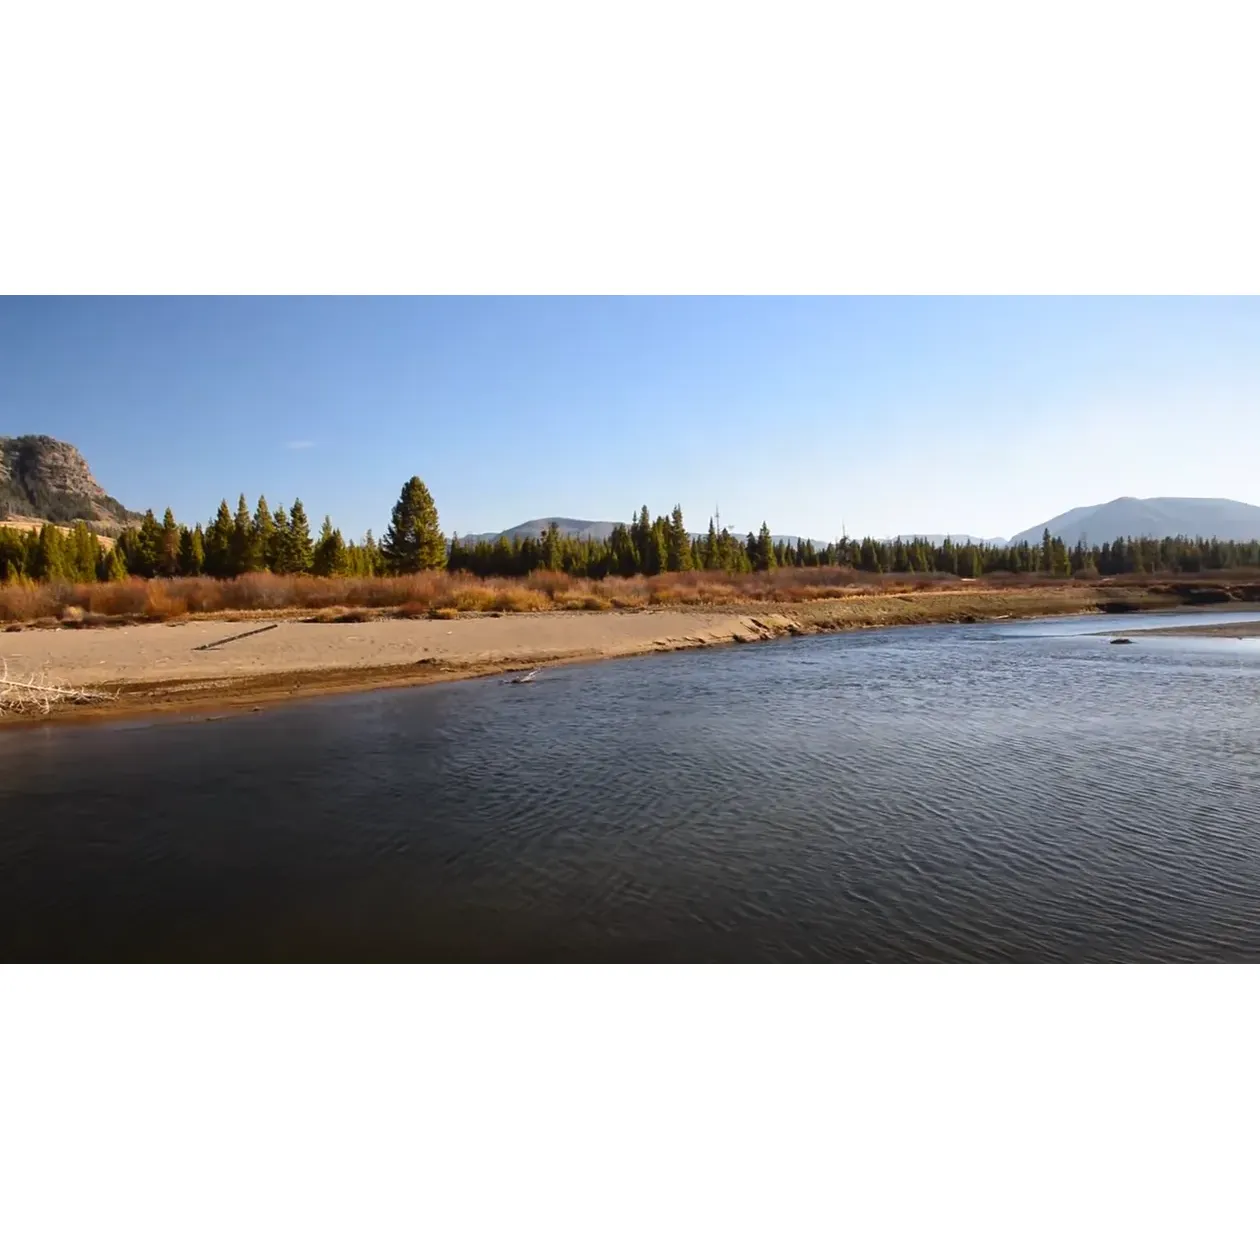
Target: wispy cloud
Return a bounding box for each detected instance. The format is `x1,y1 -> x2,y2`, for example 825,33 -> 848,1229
285,440 -> 316,450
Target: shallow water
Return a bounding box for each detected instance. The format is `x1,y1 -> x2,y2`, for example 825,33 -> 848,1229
3,612 -> 1260,961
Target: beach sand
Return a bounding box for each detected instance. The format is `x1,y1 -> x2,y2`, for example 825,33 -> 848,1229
0,608 -> 812,723
0,586 -> 1116,724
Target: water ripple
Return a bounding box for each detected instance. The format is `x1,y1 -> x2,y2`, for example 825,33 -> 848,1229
3,617 -> 1260,960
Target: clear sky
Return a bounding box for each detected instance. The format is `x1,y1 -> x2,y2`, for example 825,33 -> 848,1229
3,297 -> 1259,543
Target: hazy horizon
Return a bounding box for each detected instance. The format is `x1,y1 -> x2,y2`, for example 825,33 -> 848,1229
4,297 -> 1260,542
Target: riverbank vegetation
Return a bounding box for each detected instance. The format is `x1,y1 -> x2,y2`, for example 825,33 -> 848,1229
4,475 -> 1260,624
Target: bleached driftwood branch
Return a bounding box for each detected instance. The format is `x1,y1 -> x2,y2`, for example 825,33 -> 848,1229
0,659 -> 115,716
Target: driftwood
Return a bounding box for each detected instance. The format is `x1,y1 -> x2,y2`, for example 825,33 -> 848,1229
193,623 -> 280,652
0,659 -> 114,716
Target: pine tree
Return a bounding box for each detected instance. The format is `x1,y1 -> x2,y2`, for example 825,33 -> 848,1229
667,505 -> 692,572
312,516 -> 348,577
704,517 -> 720,570
251,496 -> 276,572
272,505 -> 289,549
285,499 -> 314,574
177,526 -> 203,576
32,524 -> 67,581
102,543 -> 128,583
542,522 -> 563,571
157,508 -> 181,577
755,523 -> 776,572
68,522 -> 101,582
133,510 -> 163,578
630,506 -> 652,571
205,500 -> 235,578
608,522 -> 638,577
381,477 -> 445,573
229,494 -> 253,575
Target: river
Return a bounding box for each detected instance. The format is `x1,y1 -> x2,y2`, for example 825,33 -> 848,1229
3,610 -> 1260,961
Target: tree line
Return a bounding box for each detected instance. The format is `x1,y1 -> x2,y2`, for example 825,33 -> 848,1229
0,476 -> 441,584
450,513 -> 1260,580
4,475 -> 1260,585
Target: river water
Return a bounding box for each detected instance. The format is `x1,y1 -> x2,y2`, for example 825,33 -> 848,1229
4,610 -> 1260,961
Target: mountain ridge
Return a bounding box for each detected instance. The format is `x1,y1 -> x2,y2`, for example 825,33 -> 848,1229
1009,497 -> 1260,547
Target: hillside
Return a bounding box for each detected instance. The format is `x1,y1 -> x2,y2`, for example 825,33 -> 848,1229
463,517 -> 624,544
0,435 -> 138,535
1011,497 -> 1260,547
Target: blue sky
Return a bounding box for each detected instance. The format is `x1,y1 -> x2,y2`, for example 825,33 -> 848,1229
3,297 -> 1259,542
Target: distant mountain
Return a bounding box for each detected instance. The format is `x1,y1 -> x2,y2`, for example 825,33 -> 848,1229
0,435 -> 139,535
462,518 -> 838,548
1010,497 -> 1260,548
883,534 -> 1009,548
462,517 -> 624,544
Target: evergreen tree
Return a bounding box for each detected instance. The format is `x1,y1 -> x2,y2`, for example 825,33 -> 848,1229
204,500 -> 235,577
157,508 -> 181,577
667,505 -> 692,572
251,496 -> 276,572
177,526 -> 204,576
68,522 -> 101,582
607,523 -> 638,577
381,477 -> 445,573
32,524 -> 67,581
228,494 -> 253,575
542,522 -> 563,571
102,543 -> 128,583
272,504 -> 289,554
312,516 -> 348,577
704,517 -> 720,570
285,498 -> 314,574
646,518 -> 668,576
133,510 -> 163,578
755,522 -> 776,572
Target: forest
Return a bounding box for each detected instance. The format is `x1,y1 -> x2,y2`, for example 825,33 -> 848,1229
4,475 -> 1260,588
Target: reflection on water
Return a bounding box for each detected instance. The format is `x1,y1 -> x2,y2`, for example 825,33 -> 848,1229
3,613 -> 1260,961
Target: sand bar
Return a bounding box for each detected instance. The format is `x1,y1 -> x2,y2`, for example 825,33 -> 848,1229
1130,620 -> 1260,638
0,586 -> 1125,724
0,608 -> 814,723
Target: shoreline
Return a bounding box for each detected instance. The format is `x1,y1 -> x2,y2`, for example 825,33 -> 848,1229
1,587 -> 1246,728
1127,619 -> 1260,639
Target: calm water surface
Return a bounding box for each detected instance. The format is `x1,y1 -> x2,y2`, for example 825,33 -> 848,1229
3,611 -> 1260,961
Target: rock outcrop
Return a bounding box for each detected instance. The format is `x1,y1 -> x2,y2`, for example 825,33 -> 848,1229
0,435 -> 138,534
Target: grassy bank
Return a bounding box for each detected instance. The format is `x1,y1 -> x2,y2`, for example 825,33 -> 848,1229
4,565 -> 1246,629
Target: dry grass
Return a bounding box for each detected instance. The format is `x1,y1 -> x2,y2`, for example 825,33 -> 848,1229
4,564 -> 1253,628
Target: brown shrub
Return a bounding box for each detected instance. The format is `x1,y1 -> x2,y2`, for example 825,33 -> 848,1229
87,578 -> 151,618
428,606 -> 459,620
525,570 -> 574,598
453,587 -> 498,613
0,580 -> 54,623
491,587 -> 550,613
166,576 -> 226,613
144,586 -> 189,620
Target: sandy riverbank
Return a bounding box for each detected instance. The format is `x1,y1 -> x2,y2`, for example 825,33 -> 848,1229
0,586 -> 1117,724
1130,620 -> 1260,638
